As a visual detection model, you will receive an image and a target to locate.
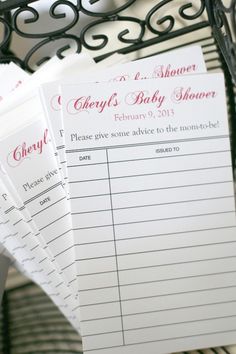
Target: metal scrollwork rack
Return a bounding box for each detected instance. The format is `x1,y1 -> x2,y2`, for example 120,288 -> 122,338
0,1 -> 236,353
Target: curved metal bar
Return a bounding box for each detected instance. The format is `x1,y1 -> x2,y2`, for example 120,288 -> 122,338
179,0 -> 205,20
146,0 -> 175,35
23,34 -> 81,71
12,1 -> 79,38
80,15 -> 145,50
117,16 -> 145,44
206,0 -> 236,84
146,0 -> 206,35
0,0 -> 38,13
80,0 -> 136,18
80,18 -> 109,50
0,16 -> 12,49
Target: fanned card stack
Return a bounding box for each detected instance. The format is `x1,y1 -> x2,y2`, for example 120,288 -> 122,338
0,46 -> 236,354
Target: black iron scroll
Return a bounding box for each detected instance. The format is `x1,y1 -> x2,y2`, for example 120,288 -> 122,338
0,1 -> 211,72
206,0 -> 236,85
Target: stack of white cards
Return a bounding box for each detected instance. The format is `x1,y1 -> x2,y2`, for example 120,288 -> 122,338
0,46 -> 236,354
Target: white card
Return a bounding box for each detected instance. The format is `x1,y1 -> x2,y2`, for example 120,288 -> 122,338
0,99 -> 78,294
0,62 -> 29,102
40,45 -> 206,193
61,73 -> 236,353
0,208 -> 80,331
0,53 -> 95,117
0,170 -> 80,330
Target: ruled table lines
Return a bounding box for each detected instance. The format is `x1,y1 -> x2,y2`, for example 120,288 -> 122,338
67,137 -> 236,352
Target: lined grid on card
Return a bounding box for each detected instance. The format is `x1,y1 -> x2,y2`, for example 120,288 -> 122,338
23,182 -> 77,276
66,135 -> 236,353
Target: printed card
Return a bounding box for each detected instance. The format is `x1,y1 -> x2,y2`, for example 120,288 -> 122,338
0,172 -> 80,330
40,45 -> 206,192
61,73 -> 236,353
0,99 -> 78,294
